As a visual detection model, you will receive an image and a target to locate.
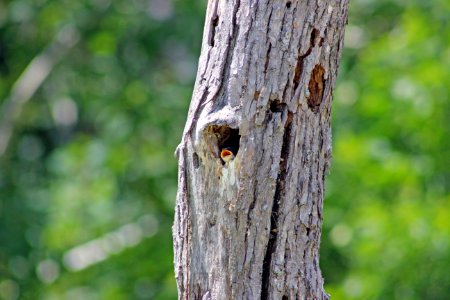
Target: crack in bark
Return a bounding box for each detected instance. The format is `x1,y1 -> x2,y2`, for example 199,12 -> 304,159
307,64 -> 325,112
233,0 -> 241,28
264,43 -> 272,75
293,29 -> 317,91
266,4 -> 273,36
261,111 -> 293,300
208,0 -> 220,47
209,15 -> 219,47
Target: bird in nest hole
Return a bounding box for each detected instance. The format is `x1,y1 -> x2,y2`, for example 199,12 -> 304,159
220,146 -> 236,163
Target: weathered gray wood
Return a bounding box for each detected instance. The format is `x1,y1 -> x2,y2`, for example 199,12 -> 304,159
174,1 -> 348,299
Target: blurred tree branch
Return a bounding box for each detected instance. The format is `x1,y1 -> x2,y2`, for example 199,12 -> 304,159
0,25 -> 80,156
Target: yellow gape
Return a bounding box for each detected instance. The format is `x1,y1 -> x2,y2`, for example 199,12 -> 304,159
220,148 -> 235,163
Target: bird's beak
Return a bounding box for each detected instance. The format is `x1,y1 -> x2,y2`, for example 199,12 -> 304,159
220,149 -> 235,162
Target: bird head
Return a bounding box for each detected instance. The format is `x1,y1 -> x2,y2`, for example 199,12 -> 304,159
220,147 -> 235,163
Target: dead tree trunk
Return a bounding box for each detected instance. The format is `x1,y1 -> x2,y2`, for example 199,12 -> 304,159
174,1 -> 348,299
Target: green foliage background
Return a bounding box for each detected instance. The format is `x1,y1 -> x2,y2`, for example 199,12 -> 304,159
0,0 -> 448,299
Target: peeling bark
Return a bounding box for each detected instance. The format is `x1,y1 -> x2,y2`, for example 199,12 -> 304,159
173,1 -> 348,299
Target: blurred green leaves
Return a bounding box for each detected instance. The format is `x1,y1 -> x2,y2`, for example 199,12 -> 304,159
323,0 -> 450,299
1,0 -> 204,299
0,0 -> 449,299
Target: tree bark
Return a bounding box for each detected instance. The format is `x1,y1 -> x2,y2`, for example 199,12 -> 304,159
173,1 -> 348,299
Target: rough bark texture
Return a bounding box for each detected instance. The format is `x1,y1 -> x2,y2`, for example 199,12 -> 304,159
174,1 -> 348,299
